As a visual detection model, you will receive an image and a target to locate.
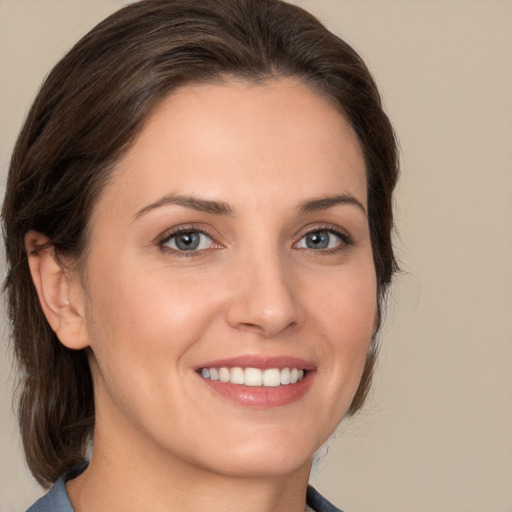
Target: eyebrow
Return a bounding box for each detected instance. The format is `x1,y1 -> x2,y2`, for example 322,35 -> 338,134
134,192 -> 366,221
299,193 -> 367,215
134,194 -> 235,220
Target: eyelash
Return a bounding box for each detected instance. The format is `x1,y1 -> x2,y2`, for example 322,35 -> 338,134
158,226 -> 218,257
157,224 -> 353,257
294,225 -> 354,254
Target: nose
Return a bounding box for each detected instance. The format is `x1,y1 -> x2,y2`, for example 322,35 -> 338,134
225,251 -> 302,338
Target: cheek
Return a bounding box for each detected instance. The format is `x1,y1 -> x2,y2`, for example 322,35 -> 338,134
306,260 -> 377,332
82,264 -> 220,423
303,262 -> 377,379
83,260 -> 225,371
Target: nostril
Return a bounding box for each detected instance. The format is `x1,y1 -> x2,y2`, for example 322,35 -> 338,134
238,322 -> 267,334
237,318 -> 297,337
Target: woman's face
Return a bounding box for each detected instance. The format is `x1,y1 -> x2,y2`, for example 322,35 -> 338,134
77,78 -> 377,478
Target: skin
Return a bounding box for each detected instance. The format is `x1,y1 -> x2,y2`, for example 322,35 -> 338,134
27,78 -> 377,512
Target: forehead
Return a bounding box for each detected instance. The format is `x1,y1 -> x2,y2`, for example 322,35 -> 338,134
96,78 -> 367,217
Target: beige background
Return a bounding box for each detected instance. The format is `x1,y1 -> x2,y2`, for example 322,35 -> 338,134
1,1 -> 511,511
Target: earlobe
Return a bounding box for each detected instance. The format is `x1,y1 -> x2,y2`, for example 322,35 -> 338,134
25,230 -> 89,350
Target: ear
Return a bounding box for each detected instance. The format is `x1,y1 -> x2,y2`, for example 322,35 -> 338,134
25,230 -> 90,350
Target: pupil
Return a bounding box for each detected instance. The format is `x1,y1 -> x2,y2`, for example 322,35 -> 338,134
176,232 -> 199,250
306,231 -> 329,249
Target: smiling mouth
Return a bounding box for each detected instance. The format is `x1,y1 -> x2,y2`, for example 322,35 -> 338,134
198,367 -> 306,387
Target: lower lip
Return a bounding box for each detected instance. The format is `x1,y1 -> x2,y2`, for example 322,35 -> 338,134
199,371 -> 315,408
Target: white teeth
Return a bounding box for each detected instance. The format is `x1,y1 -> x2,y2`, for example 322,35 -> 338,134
230,367 -> 245,385
219,367 -> 230,382
244,367 -> 263,386
202,367 -> 306,387
263,368 -> 281,387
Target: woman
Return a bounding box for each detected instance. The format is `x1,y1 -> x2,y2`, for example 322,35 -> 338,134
2,0 -> 399,510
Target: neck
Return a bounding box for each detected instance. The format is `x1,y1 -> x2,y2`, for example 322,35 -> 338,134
67,425 -> 312,512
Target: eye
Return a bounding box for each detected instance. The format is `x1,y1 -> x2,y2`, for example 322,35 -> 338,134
161,230 -> 215,252
295,229 -> 348,251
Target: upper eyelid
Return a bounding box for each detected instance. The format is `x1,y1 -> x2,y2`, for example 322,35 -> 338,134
296,223 -> 352,240
160,227 -> 209,241
156,224 -> 218,244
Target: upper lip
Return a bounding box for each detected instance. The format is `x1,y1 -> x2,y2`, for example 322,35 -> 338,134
195,355 -> 316,371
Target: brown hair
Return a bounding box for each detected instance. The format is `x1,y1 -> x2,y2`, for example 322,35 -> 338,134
2,0 -> 399,488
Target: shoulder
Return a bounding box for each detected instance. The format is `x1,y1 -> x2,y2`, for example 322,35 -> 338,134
25,477 -> 74,512
307,485 -> 345,512
25,464 -> 87,512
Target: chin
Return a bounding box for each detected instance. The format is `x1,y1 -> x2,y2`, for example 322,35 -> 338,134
192,427 -> 322,479
209,450 -> 313,479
